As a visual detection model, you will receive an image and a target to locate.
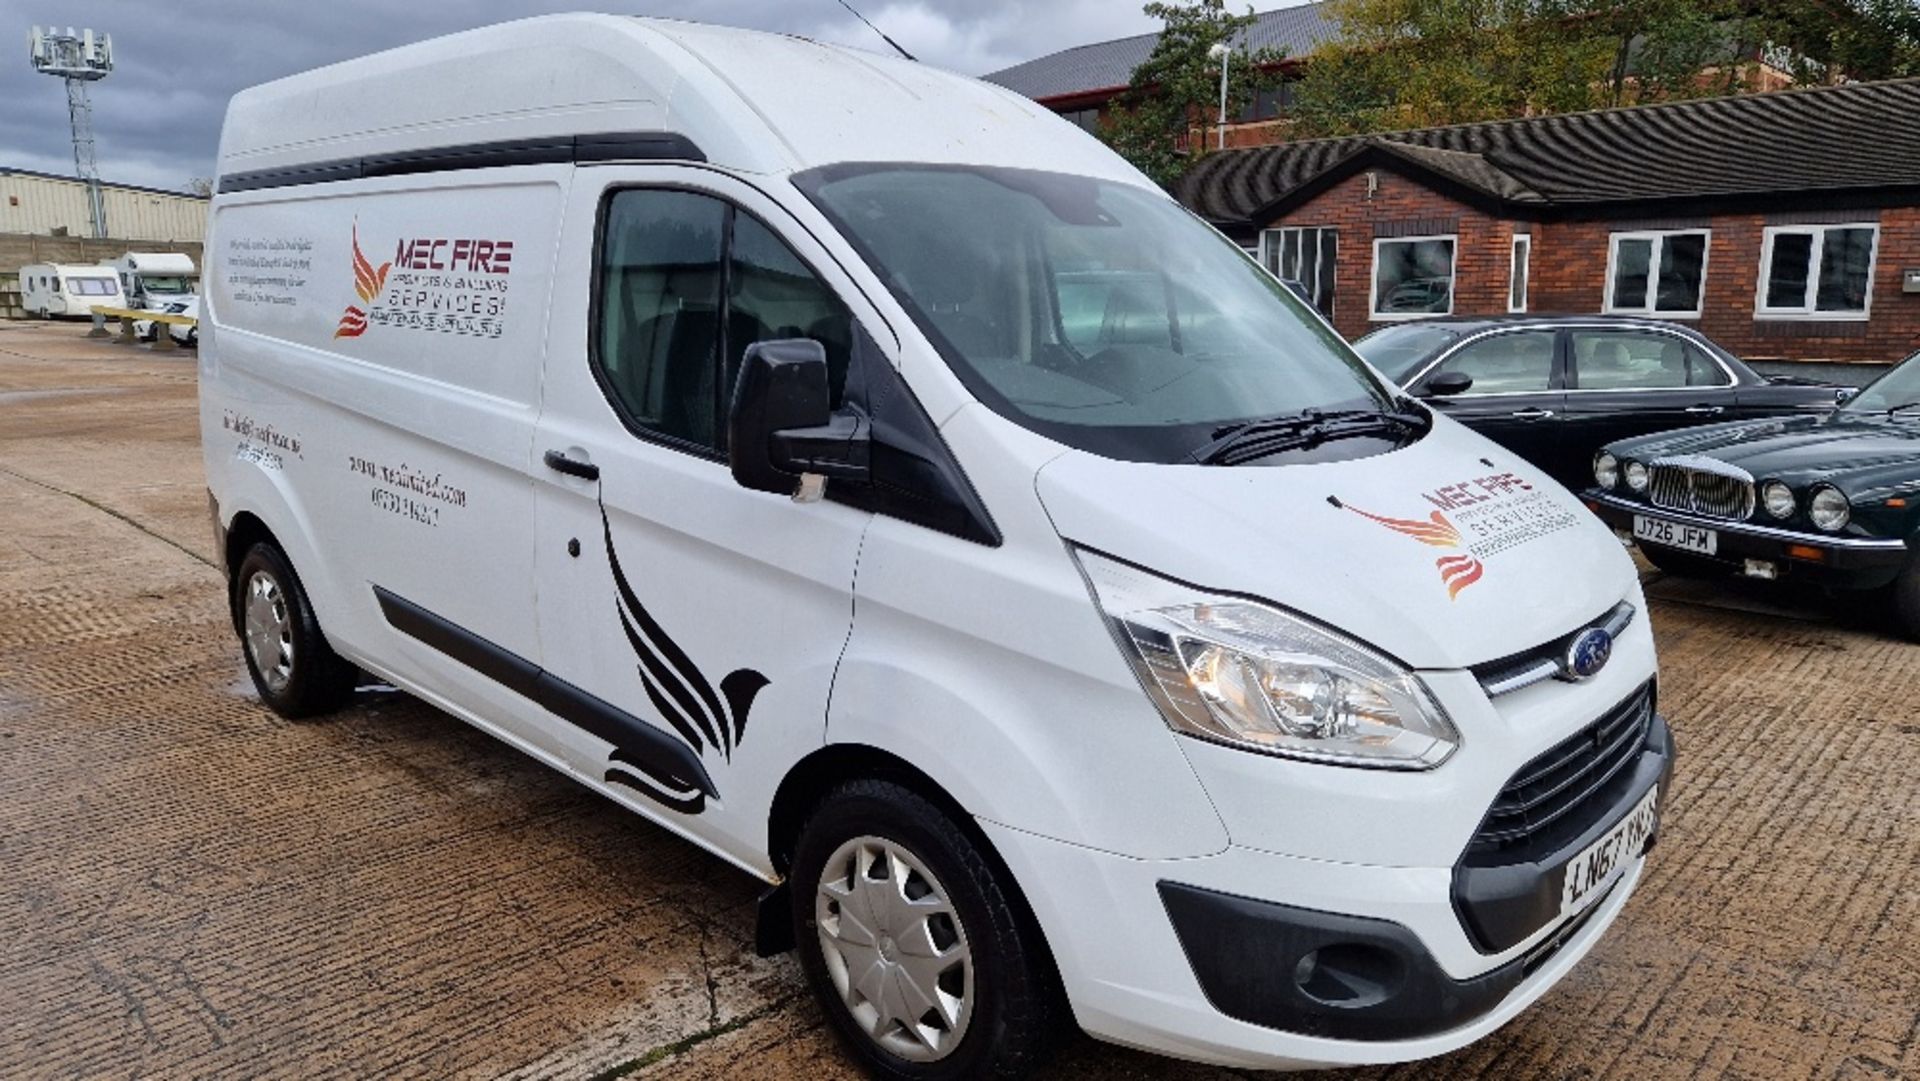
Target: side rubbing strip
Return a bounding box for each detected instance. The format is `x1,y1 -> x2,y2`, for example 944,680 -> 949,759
218,131 -> 708,194
371,585 -> 717,800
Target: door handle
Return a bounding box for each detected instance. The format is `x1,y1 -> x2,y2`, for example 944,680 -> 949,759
1685,405 -> 1725,415
543,449 -> 600,481
1509,408 -> 1556,420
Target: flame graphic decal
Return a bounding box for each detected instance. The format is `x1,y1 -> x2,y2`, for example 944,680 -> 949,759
334,221 -> 391,339
1344,504 -> 1485,599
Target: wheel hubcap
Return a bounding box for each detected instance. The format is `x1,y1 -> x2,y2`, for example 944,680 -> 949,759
815,836 -> 973,1062
242,570 -> 294,694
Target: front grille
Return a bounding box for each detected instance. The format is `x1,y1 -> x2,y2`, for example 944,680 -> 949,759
1470,683 -> 1654,854
1648,455 -> 1755,520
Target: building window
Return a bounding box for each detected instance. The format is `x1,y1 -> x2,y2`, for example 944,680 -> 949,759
1260,226 -> 1338,316
1605,230 -> 1708,317
1370,235 -> 1455,320
1057,107 -> 1101,134
1757,223 -> 1878,319
1509,234 -> 1531,313
1238,82 -> 1296,122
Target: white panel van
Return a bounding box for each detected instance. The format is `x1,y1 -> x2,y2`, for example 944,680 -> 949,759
201,16 -> 1673,1077
19,263 -> 125,318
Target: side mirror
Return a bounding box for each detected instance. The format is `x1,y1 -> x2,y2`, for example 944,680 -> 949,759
728,338 -> 870,498
1835,387 -> 1859,404
1422,370 -> 1474,397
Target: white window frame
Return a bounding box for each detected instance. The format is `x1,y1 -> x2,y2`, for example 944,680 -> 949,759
1369,233 -> 1457,322
1259,225 -> 1338,315
1509,234 -> 1531,313
1754,222 -> 1879,321
1602,229 -> 1710,319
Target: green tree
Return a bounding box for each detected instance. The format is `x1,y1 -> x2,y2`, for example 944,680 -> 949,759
1101,0 -> 1287,187
1755,0 -> 1920,84
1293,0 -> 1616,136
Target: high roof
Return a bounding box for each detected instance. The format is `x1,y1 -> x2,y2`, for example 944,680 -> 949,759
983,3 -> 1335,103
1174,77 -> 1920,224
216,15 -> 1148,189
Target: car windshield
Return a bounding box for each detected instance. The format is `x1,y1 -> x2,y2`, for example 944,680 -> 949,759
1352,324 -> 1463,383
141,276 -> 194,294
1842,350 -> 1920,414
796,164 -> 1395,462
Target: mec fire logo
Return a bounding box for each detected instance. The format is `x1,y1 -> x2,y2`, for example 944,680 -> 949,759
333,225 -> 514,341
1344,505 -> 1486,599
334,221 -> 391,339
1341,471 -> 1579,601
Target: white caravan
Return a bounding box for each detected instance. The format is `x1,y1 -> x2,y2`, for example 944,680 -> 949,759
202,17 -> 1673,1077
18,263 -> 125,318
108,251 -> 198,310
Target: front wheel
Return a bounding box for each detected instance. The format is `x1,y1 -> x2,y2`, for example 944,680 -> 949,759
233,542 -> 357,718
791,780 -> 1061,1080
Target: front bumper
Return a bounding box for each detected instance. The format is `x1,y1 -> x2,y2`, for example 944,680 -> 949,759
980,717 -> 1672,1069
1586,490 -> 1910,590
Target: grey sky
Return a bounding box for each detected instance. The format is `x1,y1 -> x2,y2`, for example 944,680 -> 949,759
4,0 -> 1178,193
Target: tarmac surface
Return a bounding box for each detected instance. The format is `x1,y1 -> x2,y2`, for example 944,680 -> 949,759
1,320 -> 1915,1080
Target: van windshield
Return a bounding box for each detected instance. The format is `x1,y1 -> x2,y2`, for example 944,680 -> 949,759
796,164 -> 1397,463
140,276 -> 194,294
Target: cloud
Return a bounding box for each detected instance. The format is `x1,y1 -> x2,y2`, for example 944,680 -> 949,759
0,1 -> 1225,193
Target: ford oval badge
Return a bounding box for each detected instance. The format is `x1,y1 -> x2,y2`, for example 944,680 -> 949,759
1565,627 -> 1614,680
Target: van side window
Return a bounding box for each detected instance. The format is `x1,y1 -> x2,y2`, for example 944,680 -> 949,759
595,190 -> 853,452
727,213 -> 853,408
596,190 -> 728,448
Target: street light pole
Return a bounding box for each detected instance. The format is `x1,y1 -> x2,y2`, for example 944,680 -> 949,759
1208,41 -> 1232,151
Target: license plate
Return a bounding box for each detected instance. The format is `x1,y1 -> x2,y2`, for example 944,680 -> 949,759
1633,515 -> 1717,555
1561,786 -> 1660,915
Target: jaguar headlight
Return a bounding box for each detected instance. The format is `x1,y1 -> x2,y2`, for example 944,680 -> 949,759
1809,485 -> 1850,532
1075,549 -> 1457,769
1594,452 -> 1620,489
1761,481 -> 1796,520
1624,460 -> 1650,493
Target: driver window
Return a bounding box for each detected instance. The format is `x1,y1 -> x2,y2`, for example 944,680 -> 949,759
1429,331 -> 1556,395
595,190 -> 853,453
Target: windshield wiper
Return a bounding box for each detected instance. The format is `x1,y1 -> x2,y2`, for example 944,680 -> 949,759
1185,405 -> 1429,466
1887,401 -> 1920,418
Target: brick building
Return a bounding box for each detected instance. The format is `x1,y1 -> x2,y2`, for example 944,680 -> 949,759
1172,79 -> 1920,367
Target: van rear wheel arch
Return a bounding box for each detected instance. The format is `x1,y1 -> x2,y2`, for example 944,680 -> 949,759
224,517 -> 357,718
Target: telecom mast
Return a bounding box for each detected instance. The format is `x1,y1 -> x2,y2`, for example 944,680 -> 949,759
28,26 -> 115,239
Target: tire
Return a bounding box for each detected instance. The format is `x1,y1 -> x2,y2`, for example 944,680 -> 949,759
232,542 -> 357,718
791,780 -> 1061,1080
1641,545 -> 1729,578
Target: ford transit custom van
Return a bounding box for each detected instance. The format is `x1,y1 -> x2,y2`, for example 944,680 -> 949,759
202,16 -> 1673,1077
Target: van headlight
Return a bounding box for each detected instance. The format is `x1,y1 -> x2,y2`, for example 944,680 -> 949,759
1075,549 -> 1458,769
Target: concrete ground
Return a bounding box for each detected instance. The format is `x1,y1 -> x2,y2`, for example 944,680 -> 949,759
1,319 -> 1914,1080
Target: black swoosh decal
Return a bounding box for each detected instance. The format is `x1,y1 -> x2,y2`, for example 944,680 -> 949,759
606,750 -> 706,815
371,586 -> 717,801
721,669 -> 769,751
601,506 -> 732,753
